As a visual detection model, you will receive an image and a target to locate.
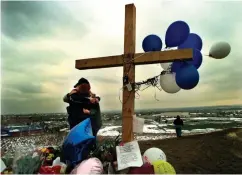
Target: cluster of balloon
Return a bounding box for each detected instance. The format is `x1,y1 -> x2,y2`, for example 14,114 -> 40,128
143,147 -> 176,174
142,21 -> 231,93
169,28 -> 203,90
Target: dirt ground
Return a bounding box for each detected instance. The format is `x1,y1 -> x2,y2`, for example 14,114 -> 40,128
138,128 -> 242,174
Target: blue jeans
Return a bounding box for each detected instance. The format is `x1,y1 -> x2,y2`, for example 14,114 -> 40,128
175,125 -> 182,137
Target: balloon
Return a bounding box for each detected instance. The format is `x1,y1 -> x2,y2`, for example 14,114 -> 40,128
160,63 -> 172,70
63,118 -> 95,146
160,72 -> 181,93
129,163 -> 155,174
187,49 -> 203,69
171,60 -> 185,73
152,160 -> 176,174
1,159 -> 6,172
143,147 -> 167,164
178,33 -> 203,51
71,158 -> 103,174
175,63 -> 200,90
142,34 -> 162,52
171,49 -> 202,72
165,21 -> 190,47
209,41 -> 231,59
62,118 -> 96,167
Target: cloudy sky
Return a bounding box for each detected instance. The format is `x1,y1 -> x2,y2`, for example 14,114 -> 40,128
1,0 -> 242,114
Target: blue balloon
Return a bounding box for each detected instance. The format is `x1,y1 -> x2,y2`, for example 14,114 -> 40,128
175,63 -> 199,90
171,60 -> 185,73
187,49 -> 203,69
171,49 -> 203,72
178,33 -> 203,51
142,34 -> 162,52
62,118 -> 96,167
165,21 -> 190,47
64,118 -> 95,146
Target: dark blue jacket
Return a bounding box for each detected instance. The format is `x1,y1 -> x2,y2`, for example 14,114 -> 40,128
63,92 -> 102,135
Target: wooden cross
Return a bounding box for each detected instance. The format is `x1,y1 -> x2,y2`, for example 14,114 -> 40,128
75,3 -> 193,143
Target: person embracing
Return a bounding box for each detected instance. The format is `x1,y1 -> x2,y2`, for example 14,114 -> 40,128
63,78 -> 102,136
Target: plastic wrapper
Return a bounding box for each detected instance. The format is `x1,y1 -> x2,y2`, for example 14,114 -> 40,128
12,144 -> 43,174
12,155 -> 43,174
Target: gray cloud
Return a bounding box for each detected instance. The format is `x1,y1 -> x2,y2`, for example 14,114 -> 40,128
2,45 -> 69,73
1,98 -> 65,114
1,1 -> 242,114
89,76 -> 120,84
1,1 -> 88,40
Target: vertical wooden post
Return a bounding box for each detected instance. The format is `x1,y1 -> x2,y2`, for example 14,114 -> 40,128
122,4 -> 136,143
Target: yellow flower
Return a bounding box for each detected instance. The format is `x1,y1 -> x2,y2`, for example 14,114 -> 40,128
41,148 -> 47,152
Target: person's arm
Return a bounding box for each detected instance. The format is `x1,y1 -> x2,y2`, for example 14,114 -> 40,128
63,89 -> 78,103
90,92 -> 101,102
63,93 -> 70,103
69,93 -> 90,104
96,96 -> 101,102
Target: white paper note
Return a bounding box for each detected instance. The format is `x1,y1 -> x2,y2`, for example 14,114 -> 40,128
133,115 -> 145,133
116,140 -> 143,171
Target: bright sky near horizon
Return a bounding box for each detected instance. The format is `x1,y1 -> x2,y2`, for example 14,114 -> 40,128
1,0 -> 242,114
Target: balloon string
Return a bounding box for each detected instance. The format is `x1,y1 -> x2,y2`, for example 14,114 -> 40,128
154,87 -> 159,101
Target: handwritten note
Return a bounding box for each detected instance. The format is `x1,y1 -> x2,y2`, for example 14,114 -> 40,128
133,114 -> 145,133
116,140 -> 143,171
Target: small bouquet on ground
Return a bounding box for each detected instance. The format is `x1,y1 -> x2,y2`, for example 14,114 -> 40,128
12,154 -> 43,174
11,144 -> 43,174
88,134 -> 122,173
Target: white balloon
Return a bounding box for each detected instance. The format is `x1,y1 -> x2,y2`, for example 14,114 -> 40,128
160,73 -> 181,93
160,63 -> 172,70
209,42 -> 231,59
1,158 -> 6,172
143,147 -> 167,164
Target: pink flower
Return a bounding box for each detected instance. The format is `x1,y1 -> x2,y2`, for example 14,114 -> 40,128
119,142 -> 124,146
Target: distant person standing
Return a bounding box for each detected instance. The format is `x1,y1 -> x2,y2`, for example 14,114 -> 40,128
173,115 -> 183,137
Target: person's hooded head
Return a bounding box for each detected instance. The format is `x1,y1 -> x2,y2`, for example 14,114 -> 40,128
74,78 -> 91,93
177,115 -> 180,119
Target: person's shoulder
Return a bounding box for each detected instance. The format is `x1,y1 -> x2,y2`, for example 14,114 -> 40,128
69,89 -> 78,95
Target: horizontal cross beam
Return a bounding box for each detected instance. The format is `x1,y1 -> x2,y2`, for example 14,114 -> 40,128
75,49 -> 193,70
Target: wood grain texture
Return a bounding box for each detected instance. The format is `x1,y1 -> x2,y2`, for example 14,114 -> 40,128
122,3 -> 136,142
75,49 -> 193,70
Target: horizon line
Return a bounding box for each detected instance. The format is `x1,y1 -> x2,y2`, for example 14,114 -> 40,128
1,104 -> 242,115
